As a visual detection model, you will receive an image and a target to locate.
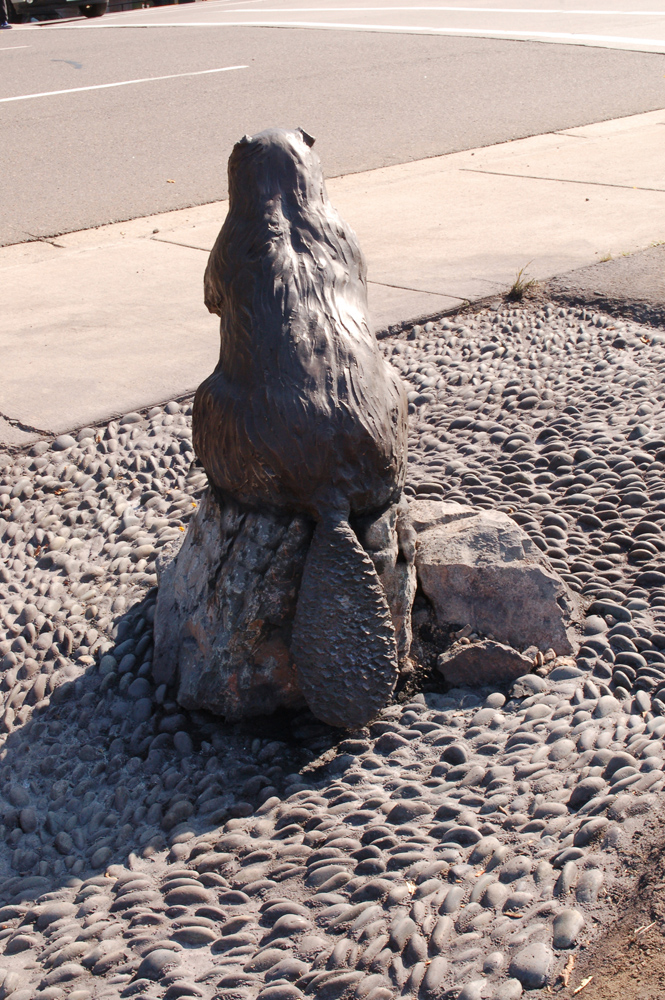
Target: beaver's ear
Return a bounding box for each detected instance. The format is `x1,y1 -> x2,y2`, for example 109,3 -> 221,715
236,134 -> 253,147
297,128 -> 315,148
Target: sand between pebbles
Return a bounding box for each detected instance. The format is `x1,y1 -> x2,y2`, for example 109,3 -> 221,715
1,298 -> 665,999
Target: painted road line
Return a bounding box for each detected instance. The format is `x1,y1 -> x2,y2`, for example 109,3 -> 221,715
0,64 -> 247,103
44,20 -> 665,46
140,5 -> 665,12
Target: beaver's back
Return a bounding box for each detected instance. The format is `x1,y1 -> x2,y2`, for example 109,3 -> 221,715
193,127 -> 407,520
194,338 -> 406,518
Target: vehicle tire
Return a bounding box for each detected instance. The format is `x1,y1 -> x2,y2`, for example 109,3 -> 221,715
79,2 -> 107,15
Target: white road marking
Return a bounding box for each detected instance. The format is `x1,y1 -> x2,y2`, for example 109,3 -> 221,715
0,64 -> 247,103
133,5 -> 665,12
49,19 -> 665,47
213,0 -> 278,5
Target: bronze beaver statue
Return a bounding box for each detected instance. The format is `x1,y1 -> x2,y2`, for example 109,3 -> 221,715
193,126 -> 409,728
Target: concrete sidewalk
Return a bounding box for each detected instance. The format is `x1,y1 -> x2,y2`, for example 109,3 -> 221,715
1,107 -> 664,447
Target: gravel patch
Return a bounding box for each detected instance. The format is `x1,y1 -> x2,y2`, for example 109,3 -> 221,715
1,298 -> 665,998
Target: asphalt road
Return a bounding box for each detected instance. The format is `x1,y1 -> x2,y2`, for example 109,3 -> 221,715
1,3 -> 665,245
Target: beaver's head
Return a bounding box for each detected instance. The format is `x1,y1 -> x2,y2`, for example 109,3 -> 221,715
227,127 -> 324,217
205,125 -> 366,322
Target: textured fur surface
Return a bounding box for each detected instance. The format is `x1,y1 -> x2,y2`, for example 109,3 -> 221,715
193,127 -> 408,521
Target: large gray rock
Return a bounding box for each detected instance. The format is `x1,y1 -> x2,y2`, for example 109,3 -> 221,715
412,500 -> 579,655
153,490 -> 415,721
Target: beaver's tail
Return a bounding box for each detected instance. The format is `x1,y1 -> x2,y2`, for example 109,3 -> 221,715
291,514 -> 398,728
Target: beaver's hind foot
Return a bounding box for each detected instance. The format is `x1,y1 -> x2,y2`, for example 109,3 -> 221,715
291,515 -> 399,728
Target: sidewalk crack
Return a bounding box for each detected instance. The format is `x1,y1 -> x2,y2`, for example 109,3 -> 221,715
461,168 -> 665,194
0,410 -> 52,436
23,233 -> 66,248
151,236 -> 209,252
368,280 -> 468,301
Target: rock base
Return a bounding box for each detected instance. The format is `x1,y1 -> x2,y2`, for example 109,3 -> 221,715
153,494 -> 580,720
153,490 -> 415,722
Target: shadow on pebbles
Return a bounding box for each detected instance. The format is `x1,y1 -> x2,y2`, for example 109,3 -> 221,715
2,298 -> 665,999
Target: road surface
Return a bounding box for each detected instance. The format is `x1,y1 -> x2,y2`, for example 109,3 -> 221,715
1,0 -> 664,244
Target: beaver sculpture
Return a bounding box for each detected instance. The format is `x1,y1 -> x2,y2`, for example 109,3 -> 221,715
193,127 -> 409,728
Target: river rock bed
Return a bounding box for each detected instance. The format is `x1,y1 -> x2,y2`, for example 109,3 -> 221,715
1,298 -> 665,999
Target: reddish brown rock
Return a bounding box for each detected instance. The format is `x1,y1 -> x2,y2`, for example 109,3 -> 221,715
153,491 -> 310,719
437,640 -> 535,687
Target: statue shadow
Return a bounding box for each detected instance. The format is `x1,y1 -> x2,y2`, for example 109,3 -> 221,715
0,587 -> 494,901
0,592 -> 343,895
